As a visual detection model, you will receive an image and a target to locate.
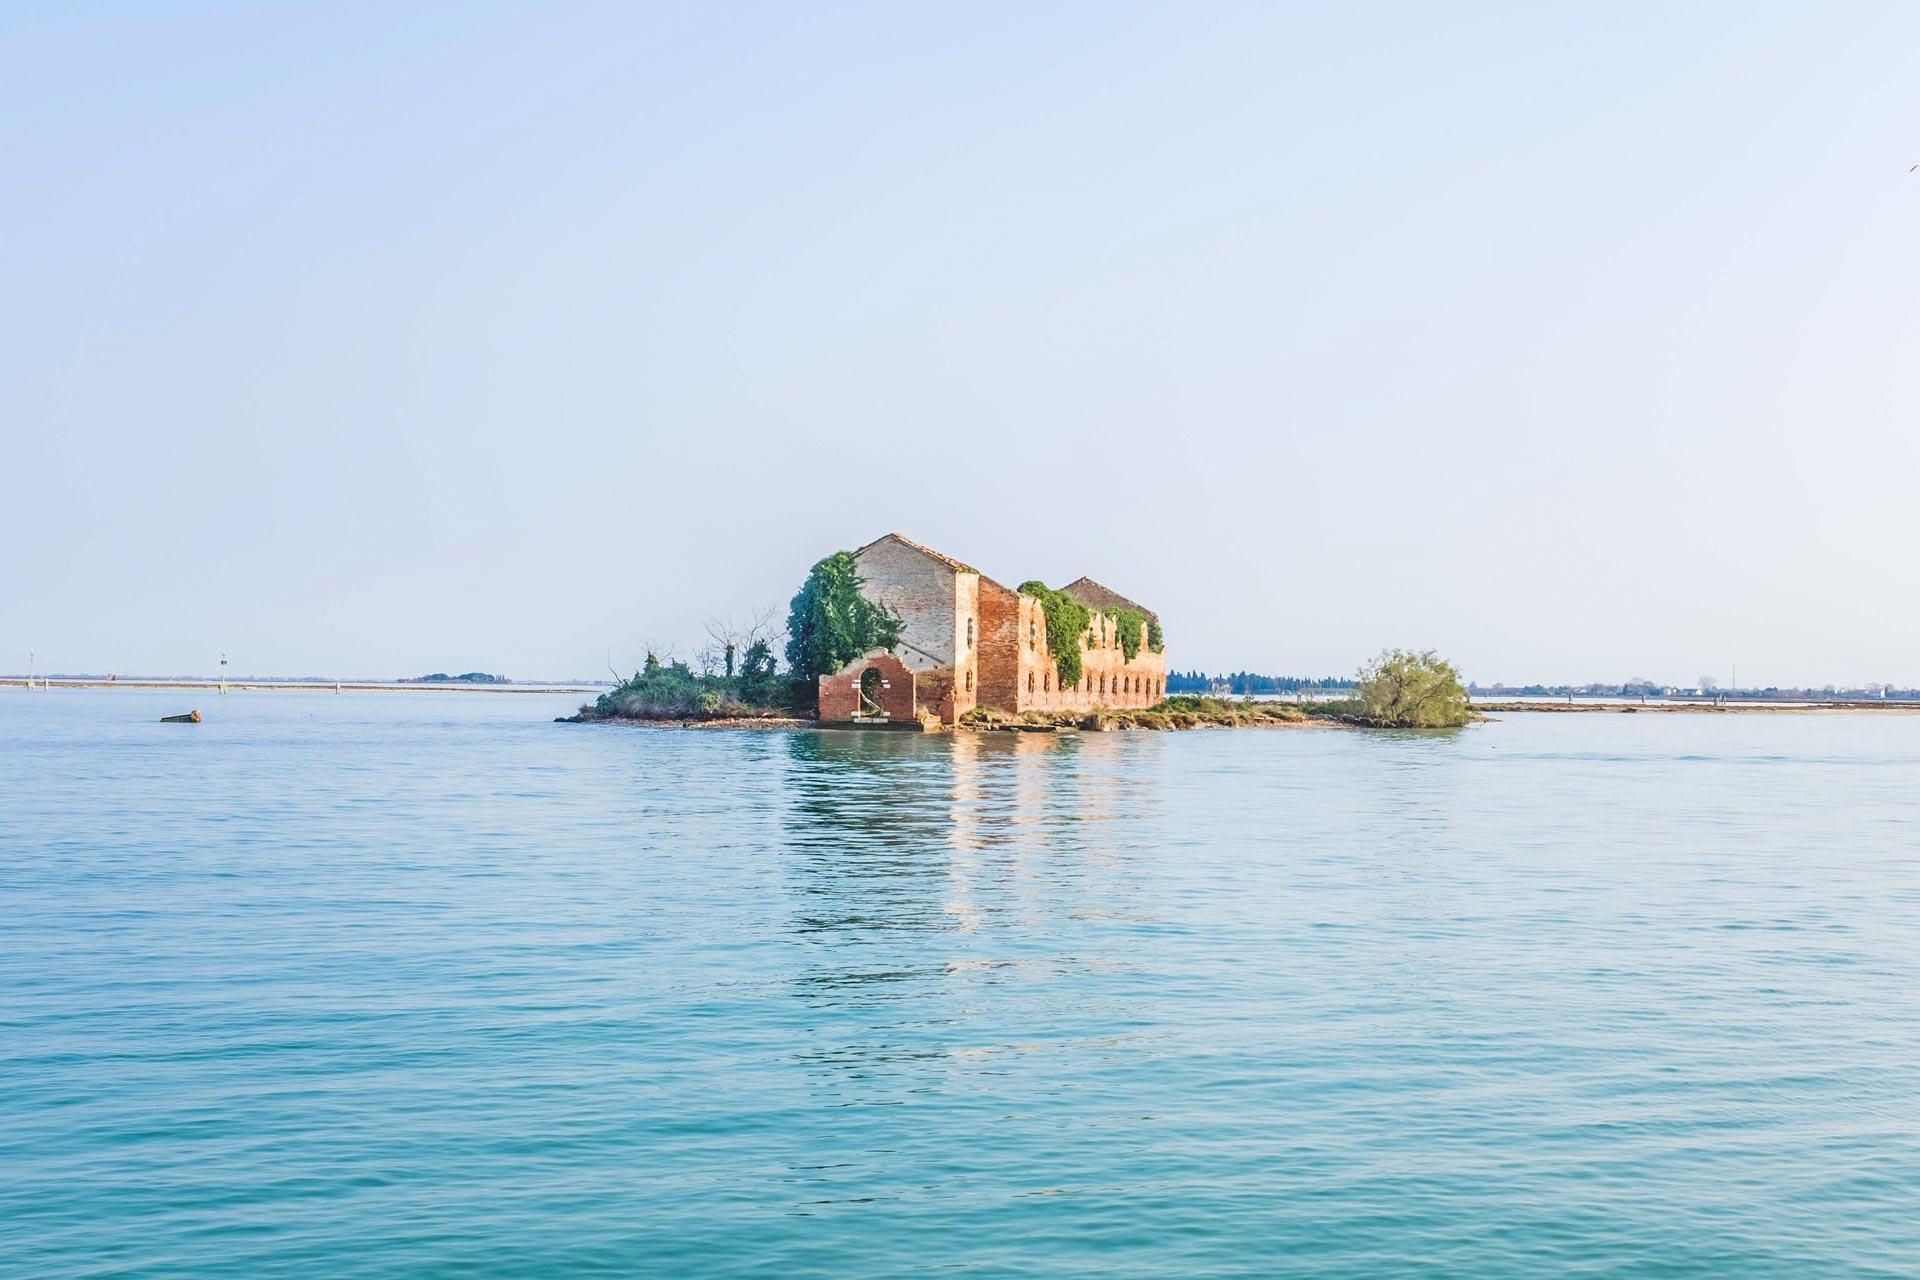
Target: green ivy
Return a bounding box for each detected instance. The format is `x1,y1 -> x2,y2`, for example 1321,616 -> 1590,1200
785,551 -> 906,680
1017,580 -> 1091,689
1019,583 -> 1167,684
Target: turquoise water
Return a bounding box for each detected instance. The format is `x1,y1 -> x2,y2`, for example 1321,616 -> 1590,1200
4,690 -> 1920,1277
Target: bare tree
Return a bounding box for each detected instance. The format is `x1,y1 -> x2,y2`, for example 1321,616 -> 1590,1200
609,636 -> 679,682
702,607 -> 783,679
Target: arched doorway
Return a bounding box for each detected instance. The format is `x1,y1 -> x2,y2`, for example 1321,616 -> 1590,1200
820,652 -> 918,723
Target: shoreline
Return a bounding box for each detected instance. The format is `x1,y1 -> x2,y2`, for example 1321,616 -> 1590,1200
0,679 -> 600,694
565,716 -> 1341,733
1474,700 -> 1920,714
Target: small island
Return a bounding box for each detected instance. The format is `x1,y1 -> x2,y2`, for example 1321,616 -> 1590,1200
401,672 -> 512,685
565,532 -> 1471,731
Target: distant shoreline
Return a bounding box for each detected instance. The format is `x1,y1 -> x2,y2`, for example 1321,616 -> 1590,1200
1475,700 -> 1920,714
0,679 -> 601,694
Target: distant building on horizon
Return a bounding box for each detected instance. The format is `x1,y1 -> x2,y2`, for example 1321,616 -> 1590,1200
817,533 -> 1167,726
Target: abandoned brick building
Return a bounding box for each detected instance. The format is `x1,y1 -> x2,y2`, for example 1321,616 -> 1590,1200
817,533 -> 1168,726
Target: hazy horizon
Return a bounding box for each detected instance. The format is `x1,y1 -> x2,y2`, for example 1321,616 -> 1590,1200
7,3 -> 1919,687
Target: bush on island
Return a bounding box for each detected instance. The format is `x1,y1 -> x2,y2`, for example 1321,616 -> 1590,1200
1354,649 -> 1471,728
581,646 -> 792,722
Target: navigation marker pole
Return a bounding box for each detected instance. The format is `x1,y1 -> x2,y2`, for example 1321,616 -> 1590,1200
220,652 -> 228,695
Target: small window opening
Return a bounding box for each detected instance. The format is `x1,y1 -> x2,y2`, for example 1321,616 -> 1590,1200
965,668 -> 974,693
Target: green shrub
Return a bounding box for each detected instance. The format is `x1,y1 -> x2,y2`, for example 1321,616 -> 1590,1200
1354,649 -> 1470,728
736,639 -> 781,706
586,648 -> 791,721
1018,580 -> 1092,689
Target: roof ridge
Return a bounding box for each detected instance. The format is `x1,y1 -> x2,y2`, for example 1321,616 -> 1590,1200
1061,576 -> 1157,620
853,532 -> 976,574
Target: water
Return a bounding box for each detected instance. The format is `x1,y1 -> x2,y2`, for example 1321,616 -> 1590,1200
4,689 -> 1919,1277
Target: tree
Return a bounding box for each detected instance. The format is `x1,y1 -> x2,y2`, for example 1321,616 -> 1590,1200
1355,648 -> 1471,728
785,552 -> 906,680
703,606 -> 780,680
737,638 -> 780,705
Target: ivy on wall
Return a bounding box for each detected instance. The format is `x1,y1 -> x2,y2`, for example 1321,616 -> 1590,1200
1110,609 -> 1145,661
1017,581 -> 1092,688
1018,583 -> 1168,684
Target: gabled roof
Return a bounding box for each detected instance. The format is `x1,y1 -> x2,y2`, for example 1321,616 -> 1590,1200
853,532 -> 977,575
1062,576 -> 1157,621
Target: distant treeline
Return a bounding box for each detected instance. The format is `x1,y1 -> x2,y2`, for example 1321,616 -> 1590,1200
401,672 -> 510,684
1472,682 -> 1920,700
1166,670 -> 1358,695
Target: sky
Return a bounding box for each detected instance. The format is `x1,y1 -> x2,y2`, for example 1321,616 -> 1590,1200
5,2 -> 1919,686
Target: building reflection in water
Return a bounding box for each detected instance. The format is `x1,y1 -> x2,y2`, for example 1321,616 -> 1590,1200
774,729 -> 1166,1096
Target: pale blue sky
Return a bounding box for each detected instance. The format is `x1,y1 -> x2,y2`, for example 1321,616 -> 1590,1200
5,3 -> 1919,683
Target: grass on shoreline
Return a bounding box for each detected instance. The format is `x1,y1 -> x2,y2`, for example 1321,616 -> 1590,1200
569,692 -> 1470,732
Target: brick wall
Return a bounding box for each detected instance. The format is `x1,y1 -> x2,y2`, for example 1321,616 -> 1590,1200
976,580 -> 1022,711
817,651 -> 917,722
1011,595 -> 1167,713
852,538 -> 962,673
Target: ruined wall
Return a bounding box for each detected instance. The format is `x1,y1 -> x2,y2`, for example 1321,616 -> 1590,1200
1011,597 -> 1167,714
976,580 -> 1023,712
953,572 -> 979,714
817,651 -> 917,722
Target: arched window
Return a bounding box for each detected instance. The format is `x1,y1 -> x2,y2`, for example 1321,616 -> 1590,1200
1043,671 -> 1051,692
1099,674 -> 1107,697
1027,671 -> 1035,693
1028,620 -> 1037,649
965,668 -> 974,693
966,618 -> 974,649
